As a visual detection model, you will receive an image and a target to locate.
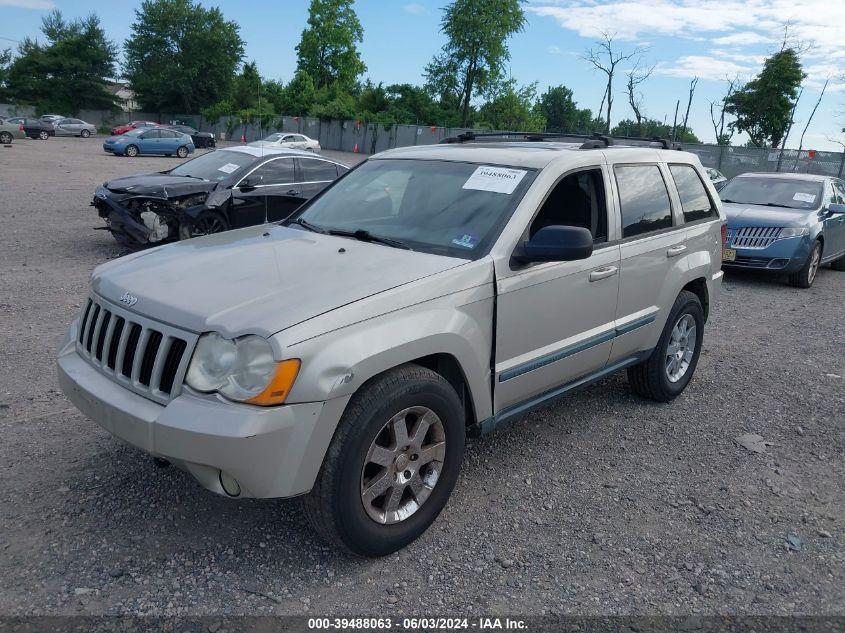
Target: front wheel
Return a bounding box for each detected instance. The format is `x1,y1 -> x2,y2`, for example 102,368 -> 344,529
301,364 -> 466,556
38,130 -> 49,140
178,210 -> 229,239
80,129 -> 91,138
789,240 -> 822,288
627,290 -> 704,402
124,144 -> 139,157
176,145 -> 189,158
0,131 -> 11,144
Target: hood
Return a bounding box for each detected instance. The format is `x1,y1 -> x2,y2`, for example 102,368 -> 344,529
105,174 -> 217,198
722,202 -> 816,228
91,225 -> 467,338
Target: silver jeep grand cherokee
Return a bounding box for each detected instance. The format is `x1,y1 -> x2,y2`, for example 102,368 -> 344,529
58,134 -> 725,556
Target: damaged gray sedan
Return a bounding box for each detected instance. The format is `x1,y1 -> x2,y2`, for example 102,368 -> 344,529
92,146 -> 348,249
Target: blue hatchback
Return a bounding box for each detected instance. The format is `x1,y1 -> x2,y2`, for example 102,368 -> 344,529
720,173 -> 845,287
103,127 -> 195,158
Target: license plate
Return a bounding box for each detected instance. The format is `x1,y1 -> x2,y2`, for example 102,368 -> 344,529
722,247 -> 737,262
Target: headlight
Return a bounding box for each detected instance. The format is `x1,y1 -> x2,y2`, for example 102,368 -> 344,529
186,332 -> 300,405
779,227 -> 808,238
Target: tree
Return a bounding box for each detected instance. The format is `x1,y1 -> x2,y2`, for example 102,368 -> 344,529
124,0 -> 244,112
0,48 -> 13,102
231,61 -> 261,110
425,0 -> 526,127
583,33 -> 646,133
792,78 -> 828,171
280,70 -> 317,116
535,85 -> 598,133
611,117 -> 699,143
476,79 -> 545,132
724,48 -> 804,147
680,76 -> 698,139
295,0 -> 365,91
624,59 -> 654,135
708,79 -> 737,145
5,10 -> 117,114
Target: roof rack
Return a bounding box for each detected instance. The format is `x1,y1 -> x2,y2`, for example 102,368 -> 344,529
439,131 -> 682,151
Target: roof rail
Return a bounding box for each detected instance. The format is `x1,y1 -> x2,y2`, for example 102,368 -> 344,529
439,131 -> 682,151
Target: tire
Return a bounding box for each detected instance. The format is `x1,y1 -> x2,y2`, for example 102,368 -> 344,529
830,253 -> 845,271
788,240 -> 822,288
38,130 -> 49,140
125,144 -> 139,157
176,145 -> 189,158
627,290 -> 704,403
301,364 -> 466,556
0,132 -> 11,144
80,129 -> 91,138
178,210 -> 229,239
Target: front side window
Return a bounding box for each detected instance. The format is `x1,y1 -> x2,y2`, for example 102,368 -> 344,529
615,165 -> 673,238
669,164 -> 717,223
719,177 -> 823,210
141,129 -> 161,139
252,158 -> 295,185
833,180 -> 845,203
293,159 -> 536,259
299,159 -> 338,182
529,168 -> 608,243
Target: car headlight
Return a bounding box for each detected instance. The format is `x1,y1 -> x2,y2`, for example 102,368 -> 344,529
779,227 -> 808,238
185,332 -> 300,405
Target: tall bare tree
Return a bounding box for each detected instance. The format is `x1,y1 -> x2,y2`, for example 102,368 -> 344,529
583,32 -> 646,133
680,76 -> 699,139
792,78 -> 829,171
776,86 -> 802,170
709,78 -> 737,145
625,58 -> 654,136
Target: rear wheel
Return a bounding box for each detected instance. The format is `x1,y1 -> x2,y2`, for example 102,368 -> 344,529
627,290 -> 704,402
38,130 -> 49,140
176,145 -> 189,158
301,364 -> 465,556
80,129 -> 91,138
789,240 -> 822,288
0,131 -> 12,144
124,144 -> 139,157
178,210 -> 229,239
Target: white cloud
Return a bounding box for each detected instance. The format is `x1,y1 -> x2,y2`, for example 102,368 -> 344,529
403,3 -> 429,15
0,0 -> 55,8
712,32 -> 770,46
654,55 -> 755,81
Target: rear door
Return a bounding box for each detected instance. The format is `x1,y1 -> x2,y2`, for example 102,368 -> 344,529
826,180 -> 845,259
607,162 -> 689,363
256,157 -> 303,222
158,129 -> 181,153
297,157 -> 340,200
54,118 -> 74,136
138,129 -> 161,153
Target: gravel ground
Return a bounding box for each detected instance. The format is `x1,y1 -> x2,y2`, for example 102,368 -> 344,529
0,136 -> 843,618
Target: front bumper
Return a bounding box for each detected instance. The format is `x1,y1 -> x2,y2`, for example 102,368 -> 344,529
92,187 -> 151,247
57,324 -> 349,499
723,235 -> 811,274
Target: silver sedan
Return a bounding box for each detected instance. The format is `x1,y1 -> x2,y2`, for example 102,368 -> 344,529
249,132 -> 320,151
52,118 -> 97,138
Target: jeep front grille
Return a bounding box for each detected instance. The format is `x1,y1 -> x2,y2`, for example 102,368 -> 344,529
76,295 -> 197,405
731,226 -> 781,249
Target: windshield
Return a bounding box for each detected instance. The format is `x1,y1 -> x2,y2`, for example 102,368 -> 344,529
719,177 -> 823,210
291,159 -> 536,259
264,133 -> 283,142
123,129 -> 144,138
168,150 -> 259,181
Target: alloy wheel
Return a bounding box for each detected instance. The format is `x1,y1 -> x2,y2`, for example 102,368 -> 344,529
190,215 -> 226,236
360,406 -> 446,525
808,245 -> 821,284
665,314 -> 697,383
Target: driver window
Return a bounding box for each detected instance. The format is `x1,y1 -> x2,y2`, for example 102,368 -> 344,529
834,180 -> 845,203
252,158 -> 295,185
826,182 -> 838,206
529,168 -> 608,243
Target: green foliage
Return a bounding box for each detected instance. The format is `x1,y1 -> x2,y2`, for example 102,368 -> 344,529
0,48 -> 13,102
200,100 -> 235,126
231,61 -> 262,110
425,0 -> 526,127
5,10 -> 117,114
310,89 -> 358,120
610,118 -> 700,143
477,80 -> 545,132
724,49 -> 804,148
124,0 -> 244,112
535,85 -> 599,133
296,0 -> 365,91
280,70 -> 317,117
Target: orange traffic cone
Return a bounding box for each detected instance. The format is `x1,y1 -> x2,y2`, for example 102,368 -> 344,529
353,143 -> 359,154
240,134 -> 246,143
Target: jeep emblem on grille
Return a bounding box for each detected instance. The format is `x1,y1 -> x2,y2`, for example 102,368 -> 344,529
119,291 -> 138,307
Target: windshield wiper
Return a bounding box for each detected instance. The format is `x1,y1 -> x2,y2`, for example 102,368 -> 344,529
287,217 -> 328,234
328,228 -> 410,250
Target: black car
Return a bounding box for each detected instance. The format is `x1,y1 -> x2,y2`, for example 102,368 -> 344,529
167,125 -> 216,149
92,146 -> 348,249
16,118 -> 54,140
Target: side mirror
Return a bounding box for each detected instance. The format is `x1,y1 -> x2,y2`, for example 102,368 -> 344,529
826,203 -> 845,215
238,174 -> 263,190
512,225 -> 594,265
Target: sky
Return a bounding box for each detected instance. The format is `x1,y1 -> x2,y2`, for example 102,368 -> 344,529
2,0 -> 844,149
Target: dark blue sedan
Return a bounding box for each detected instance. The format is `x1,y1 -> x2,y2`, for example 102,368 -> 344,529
720,173 -> 845,288
103,127 -> 195,158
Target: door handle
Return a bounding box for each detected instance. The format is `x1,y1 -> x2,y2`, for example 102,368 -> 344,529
286,189 -> 301,196
589,266 -> 618,282
667,245 -> 687,257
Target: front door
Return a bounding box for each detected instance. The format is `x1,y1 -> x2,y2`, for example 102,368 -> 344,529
826,180 -> 845,259
230,170 -> 268,228
257,157 -> 306,222
494,166 -> 620,413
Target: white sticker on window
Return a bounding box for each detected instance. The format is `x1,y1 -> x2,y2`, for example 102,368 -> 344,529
217,163 -> 240,174
793,192 -> 816,203
462,166 -> 527,194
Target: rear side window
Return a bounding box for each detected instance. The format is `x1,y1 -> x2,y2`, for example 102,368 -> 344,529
299,159 -> 337,182
669,164 -> 717,223
614,165 -> 673,238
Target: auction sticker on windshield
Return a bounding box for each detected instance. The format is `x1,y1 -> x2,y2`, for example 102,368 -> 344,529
793,192 -> 816,203
462,166 -> 527,194
218,163 -> 240,174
